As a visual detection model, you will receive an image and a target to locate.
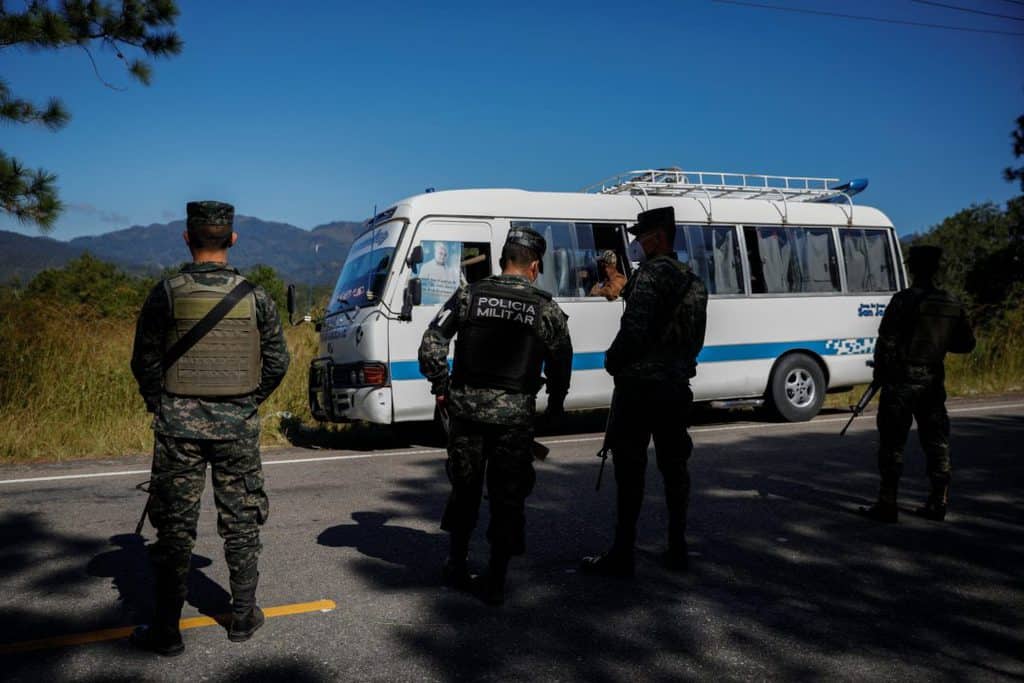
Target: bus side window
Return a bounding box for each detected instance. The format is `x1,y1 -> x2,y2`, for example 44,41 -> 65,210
840,229 -> 897,293
683,225 -> 742,295
512,220 -> 626,299
414,240 -> 492,304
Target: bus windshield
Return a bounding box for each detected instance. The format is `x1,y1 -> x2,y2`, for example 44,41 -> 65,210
327,220 -> 403,314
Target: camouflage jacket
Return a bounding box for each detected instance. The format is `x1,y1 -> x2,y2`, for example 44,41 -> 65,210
605,253 -> 708,388
873,284 -> 975,385
418,274 -> 573,426
130,262 -> 290,440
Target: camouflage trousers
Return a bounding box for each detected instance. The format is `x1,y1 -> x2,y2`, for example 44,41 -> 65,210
609,381 -> 694,551
441,417 -> 536,556
876,377 -> 951,486
147,433 -> 269,592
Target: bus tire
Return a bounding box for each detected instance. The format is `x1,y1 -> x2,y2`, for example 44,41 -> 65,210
767,353 -> 825,422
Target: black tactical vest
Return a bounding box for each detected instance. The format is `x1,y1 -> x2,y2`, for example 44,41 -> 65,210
163,272 -> 261,397
902,288 -> 966,366
451,280 -> 549,393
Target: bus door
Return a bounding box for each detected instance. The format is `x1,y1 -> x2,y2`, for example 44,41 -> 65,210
389,219 -> 495,422
512,219 -> 630,410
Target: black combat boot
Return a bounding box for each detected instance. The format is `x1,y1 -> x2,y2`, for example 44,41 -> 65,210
579,547 -> 635,578
131,593 -> 185,656
442,531 -> 473,590
471,551 -> 509,606
916,480 -> 949,521
660,540 -> 689,573
859,472 -> 899,523
228,578 -> 265,642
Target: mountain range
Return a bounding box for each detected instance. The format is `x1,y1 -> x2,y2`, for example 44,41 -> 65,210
0,216 -> 365,285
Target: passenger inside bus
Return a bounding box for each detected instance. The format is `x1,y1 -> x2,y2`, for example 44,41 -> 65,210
588,250 -> 626,300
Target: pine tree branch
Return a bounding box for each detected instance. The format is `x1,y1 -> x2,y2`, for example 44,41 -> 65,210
0,150 -> 62,232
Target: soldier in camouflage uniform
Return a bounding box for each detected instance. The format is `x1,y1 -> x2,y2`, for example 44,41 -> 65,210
581,206 -> 708,577
418,227 -> 572,605
860,245 -> 975,523
129,201 -> 289,655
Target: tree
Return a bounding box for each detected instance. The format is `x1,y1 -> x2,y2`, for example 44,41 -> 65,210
1006,114 -> 1024,192
24,252 -> 153,316
244,264 -> 287,313
1,1 -> 182,231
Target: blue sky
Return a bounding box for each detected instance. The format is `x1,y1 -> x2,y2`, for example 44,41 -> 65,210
2,0 -> 1022,240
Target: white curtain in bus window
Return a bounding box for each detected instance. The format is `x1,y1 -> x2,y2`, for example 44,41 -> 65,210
792,228 -> 839,292
756,227 -> 800,293
417,240 -> 463,304
841,229 -> 896,292
682,226 -> 741,295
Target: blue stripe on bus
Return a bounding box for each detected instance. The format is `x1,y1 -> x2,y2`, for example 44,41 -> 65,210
387,337 -> 876,381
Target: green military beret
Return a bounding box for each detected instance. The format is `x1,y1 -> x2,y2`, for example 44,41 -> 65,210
186,201 -> 234,229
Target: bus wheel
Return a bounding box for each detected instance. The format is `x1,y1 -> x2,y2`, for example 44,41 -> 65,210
768,353 -> 825,422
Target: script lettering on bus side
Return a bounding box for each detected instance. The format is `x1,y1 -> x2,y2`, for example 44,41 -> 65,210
858,303 -> 887,317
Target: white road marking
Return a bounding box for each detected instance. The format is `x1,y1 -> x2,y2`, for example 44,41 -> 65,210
1,401 -> 1021,487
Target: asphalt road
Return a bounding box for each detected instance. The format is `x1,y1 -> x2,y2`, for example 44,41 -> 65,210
1,396 -> 1022,682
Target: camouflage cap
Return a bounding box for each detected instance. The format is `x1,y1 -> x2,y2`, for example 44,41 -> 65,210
597,249 -> 618,265
628,206 -> 675,235
186,201 -> 234,229
505,226 -> 547,272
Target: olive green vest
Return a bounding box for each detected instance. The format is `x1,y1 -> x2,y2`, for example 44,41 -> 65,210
163,272 -> 260,397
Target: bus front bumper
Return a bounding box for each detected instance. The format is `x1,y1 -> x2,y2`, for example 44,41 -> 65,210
308,358 -> 393,423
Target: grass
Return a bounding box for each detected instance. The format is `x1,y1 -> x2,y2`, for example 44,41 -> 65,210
0,297 -> 1021,462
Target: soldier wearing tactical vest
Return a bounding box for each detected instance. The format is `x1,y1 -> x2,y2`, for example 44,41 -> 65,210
860,245 -> 975,523
581,206 -> 708,578
129,201 -> 290,655
418,227 -> 572,606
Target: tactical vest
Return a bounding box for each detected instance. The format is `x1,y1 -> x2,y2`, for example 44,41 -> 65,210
451,280 -> 549,393
627,256 -> 701,367
163,272 -> 261,397
902,288 -> 965,366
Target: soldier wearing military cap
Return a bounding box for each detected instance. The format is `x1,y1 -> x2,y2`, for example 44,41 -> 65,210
860,244 -> 975,523
581,206 -> 708,577
418,226 -> 573,605
129,201 -> 290,654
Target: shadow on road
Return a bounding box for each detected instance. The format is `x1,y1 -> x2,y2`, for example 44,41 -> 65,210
326,411 -> 1024,680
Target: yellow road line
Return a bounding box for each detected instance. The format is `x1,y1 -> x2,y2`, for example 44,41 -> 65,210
0,599 -> 336,655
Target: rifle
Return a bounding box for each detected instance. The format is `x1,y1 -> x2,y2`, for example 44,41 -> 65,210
840,382 -> 880,436
134,480 -> 152,536
595,392 -> 615,491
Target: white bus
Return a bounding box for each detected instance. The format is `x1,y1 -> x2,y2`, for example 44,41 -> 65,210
305,169 -> 904,425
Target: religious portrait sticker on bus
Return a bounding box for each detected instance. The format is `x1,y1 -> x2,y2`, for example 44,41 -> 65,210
417,240 -> 462,304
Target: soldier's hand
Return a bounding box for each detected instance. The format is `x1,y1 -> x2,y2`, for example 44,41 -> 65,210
544,401 -> 565,423
144,396 -> 160,414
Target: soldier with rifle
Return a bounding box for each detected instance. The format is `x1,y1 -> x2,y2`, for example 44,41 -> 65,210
859,245 -> 975,523
129,201 -> 289,655
580,206 -> 708,577
418,227 -> 572,605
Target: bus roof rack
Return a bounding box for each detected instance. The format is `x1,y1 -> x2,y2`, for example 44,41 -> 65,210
583,168 -> 866,203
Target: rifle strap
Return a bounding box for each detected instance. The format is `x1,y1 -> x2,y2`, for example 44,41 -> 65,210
162,280 -> 255,372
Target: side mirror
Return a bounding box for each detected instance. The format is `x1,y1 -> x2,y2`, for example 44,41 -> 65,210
400,278 -> 421,321
406,245 -> 424,268
286,283 -> 298,325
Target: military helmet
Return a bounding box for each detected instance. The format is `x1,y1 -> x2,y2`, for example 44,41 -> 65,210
505,226 -> 547,272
